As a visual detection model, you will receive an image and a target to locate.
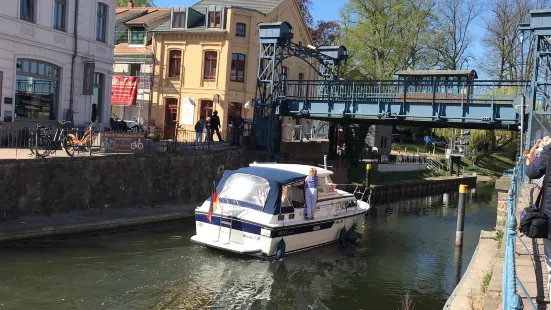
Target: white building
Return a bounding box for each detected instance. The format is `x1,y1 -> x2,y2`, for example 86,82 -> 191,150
0,0 -> 116,128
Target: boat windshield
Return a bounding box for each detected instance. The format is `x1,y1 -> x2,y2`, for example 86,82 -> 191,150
219,173 -> 270,208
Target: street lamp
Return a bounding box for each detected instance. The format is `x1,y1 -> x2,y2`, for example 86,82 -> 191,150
519,31 -> 524,80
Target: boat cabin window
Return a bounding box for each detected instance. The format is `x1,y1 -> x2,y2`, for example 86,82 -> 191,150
318,175 -> 336,193
219,173 -> 269,208
281,183 -> 306,208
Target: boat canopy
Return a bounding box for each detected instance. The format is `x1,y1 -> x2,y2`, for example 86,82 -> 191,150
216,166 -> 307,215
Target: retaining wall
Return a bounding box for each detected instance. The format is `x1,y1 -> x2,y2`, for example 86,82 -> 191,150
0,149 -> 272,219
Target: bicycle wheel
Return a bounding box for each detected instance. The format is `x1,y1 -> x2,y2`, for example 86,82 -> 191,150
35,136 -> 51,158
63,138 -> 75,157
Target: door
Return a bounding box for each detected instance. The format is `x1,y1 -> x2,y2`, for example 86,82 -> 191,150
164,98 -> 178,139
227,102 -> 242,132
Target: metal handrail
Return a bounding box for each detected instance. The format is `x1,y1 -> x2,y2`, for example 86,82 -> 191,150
502,160 -> 537,309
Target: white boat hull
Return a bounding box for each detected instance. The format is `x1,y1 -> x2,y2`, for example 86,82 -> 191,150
191,204 -> 367,257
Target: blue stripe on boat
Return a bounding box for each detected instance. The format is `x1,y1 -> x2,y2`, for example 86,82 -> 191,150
194,212 -> 360,237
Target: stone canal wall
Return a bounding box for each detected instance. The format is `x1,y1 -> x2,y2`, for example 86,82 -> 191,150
0,149 -> 272,219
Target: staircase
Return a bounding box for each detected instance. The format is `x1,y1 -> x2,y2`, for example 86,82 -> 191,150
427,158 -> 445,173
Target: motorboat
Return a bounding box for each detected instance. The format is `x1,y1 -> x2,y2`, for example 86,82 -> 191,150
190,163 -> 370,258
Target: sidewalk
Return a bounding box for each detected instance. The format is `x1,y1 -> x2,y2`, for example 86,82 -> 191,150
0,204 -> 198,242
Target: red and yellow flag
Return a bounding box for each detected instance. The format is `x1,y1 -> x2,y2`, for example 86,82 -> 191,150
207,192 -> 219,223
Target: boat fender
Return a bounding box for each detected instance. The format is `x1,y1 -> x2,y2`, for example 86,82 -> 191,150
276,239 -> 286,261
339,227 -> 347,245
346,224 -> 358,243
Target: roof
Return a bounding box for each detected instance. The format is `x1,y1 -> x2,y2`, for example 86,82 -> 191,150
234,166 -> 307,185
125,9 -> 170,25
395,70 -> 478,79
114,42 -> 153,57
191,0 -> 283,14
249,163 -> 333,177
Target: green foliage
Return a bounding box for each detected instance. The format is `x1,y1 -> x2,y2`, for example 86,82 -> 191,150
481,270 -> 493,294
117,0 -> 154,7
494,230 -> 504,249
340,0 -> 436,79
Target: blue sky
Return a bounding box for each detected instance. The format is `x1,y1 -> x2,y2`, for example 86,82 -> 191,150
155,0 -> 489,76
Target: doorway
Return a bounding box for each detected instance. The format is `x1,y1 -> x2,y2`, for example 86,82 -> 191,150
164,98 -> 178,139
227,102 -> 242,131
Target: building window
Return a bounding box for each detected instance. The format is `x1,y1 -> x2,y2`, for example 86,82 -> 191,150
168,50 -> 181,78
96,3 -> 108,42
200,100 -> 214,119
166,98 -> 178,123
15,59 -> 60,120
298,73 -> 304,96
231,53 -> 246,82
380,137 -> 388,149
130,64 -> 140,76
204,51 -> 217,80
53,0 -> 66,31
20,0 -> 35,22
236,23 -> 246,36
282,66 -> 288,80
129,27 -> 146,45
92,73 -> 104,123
172,11 -> 186,28
208,11 -> 221,28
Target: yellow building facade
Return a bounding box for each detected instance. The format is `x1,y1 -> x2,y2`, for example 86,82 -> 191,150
151,0 -> 315,139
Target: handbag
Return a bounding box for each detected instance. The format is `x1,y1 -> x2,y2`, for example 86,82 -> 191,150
520,152 -> 551,238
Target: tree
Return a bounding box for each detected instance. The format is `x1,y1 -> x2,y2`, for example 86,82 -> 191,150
310,21 -> 342,46
296,0 -> 314,27
340,0 -> 436,80
431,0 -> 481,70
480,0 -> 549,80
117,0 -> 155,7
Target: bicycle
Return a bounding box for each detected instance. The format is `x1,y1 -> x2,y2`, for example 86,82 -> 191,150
29,120 -> 72,158
101,138 -> 116,152
131,139 -> 144,150
64,123 -> 97,157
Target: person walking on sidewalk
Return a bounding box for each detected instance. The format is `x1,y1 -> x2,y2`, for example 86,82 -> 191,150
231,111 -> 244,146
526,136 -> 551,298
304,168 -> 318,220
210,111 -> 223,142
194,116 -> 205,149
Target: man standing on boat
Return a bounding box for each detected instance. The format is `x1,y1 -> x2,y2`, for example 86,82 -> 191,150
305,168 -> 318,220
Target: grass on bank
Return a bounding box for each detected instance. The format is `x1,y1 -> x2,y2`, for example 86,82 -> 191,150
493,230 -> 504,249
392,142 -> 446,155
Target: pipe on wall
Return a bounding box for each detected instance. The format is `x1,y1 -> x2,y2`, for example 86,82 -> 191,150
67,0 -> 79,124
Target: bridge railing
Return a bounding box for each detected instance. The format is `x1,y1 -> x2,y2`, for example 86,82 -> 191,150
502,159 -> 539,309
284,79 -> 529,105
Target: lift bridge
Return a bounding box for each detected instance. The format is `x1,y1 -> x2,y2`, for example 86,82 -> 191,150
252,12 -> 551,153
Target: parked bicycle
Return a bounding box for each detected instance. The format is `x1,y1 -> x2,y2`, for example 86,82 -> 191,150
28,120 -> 72,158
64,123 -> 97,156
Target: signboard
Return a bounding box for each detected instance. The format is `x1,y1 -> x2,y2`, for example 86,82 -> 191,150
4,97 -> 12,104
111,76 -> 139,106
100,132 -> 144,153
181,97 -> 195,125
82,62 -> 95,95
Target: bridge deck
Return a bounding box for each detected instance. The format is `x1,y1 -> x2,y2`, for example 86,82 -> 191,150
277,80 -> 528,129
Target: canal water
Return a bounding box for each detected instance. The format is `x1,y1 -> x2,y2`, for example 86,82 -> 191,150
0,182 -> 497,310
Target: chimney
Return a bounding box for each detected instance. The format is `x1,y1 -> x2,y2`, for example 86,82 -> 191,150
128,0 -> 134,8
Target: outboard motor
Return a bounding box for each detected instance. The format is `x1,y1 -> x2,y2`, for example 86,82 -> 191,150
276,239 -> 286,261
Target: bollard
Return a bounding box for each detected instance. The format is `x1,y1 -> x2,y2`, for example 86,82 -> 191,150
456,184 -> 468,246
365,164 -> 372,188
324,155 -> 328,170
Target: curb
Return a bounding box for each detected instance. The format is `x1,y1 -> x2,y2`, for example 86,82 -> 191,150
0,211 -> 194,242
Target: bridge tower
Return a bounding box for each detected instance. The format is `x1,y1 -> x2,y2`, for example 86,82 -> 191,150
520,9 -> 551,149
252,22 -> 348,152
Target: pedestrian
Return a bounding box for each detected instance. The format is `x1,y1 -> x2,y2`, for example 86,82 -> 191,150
205,117 -> 211,142
194,116 -> 205,149
304,168 -> 318,220
525,136 -> 551,297
210,110 -> 223,142
231,111 -> 244,146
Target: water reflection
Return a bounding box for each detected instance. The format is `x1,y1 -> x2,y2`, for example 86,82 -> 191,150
0,183 -> 497,310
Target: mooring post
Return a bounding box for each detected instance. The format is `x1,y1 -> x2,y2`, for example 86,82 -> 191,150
365,164 -> 372,187
456,184 -> 468,246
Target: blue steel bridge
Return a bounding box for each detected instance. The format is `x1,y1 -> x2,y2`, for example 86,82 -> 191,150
249,22 -> 547,153
279,78 -> 527,129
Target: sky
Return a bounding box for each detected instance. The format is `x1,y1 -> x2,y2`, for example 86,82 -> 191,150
155,0 -> 489,77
